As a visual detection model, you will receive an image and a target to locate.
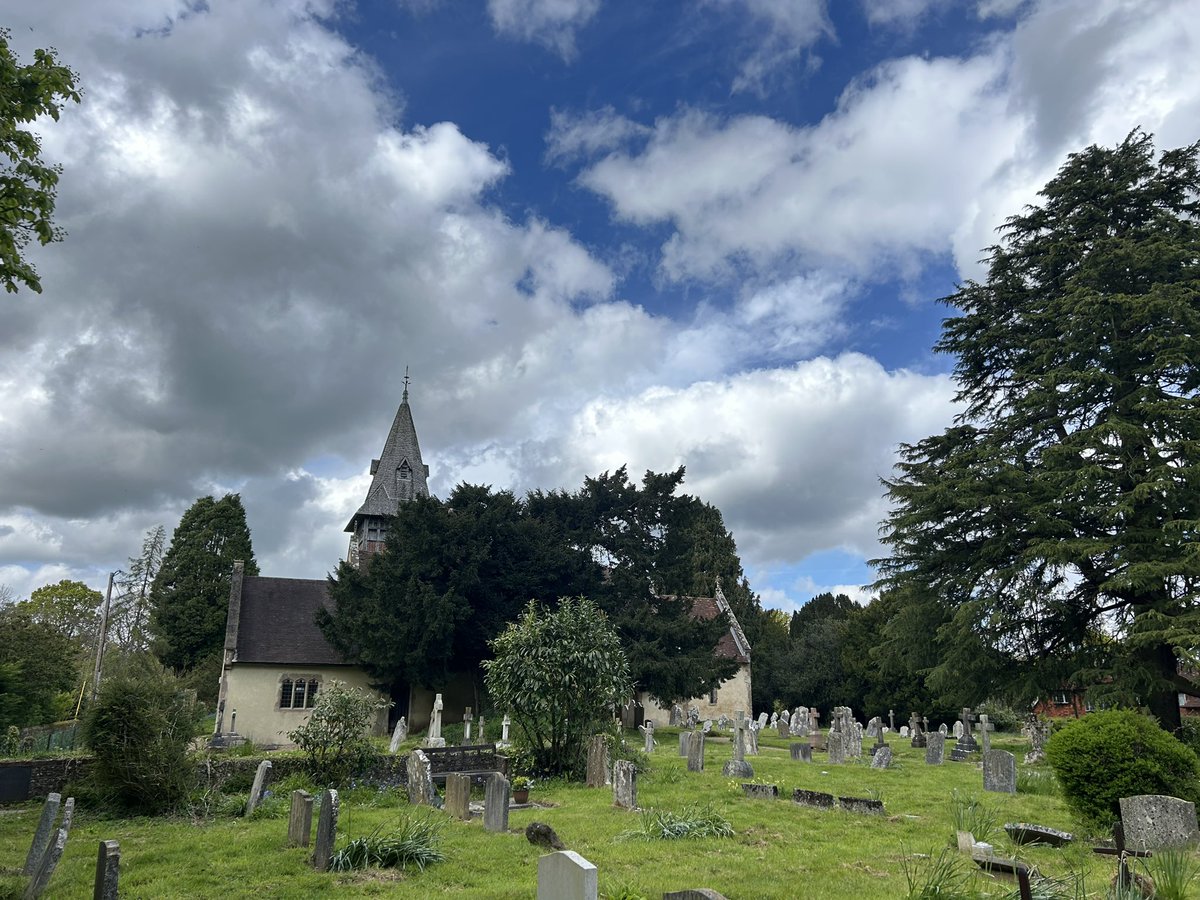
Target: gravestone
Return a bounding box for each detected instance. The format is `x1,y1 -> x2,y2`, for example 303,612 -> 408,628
23,793 -> 61,876
670,704 -> 684,727
663,891 -> 730,900
478,715 -> 486,744
445,773 -> 471,820
389,716 -> 408,752
938,723 -> 948,735
839,796 -> 885,815
925,732 -> 946,765
866,717 -> 881,739
871,746 -> 893,769
979,714 -> 992,753
245,759 -> 272,816
462,707 -> 474,744
828,729 -> 845,764
407,748 -> 439,806
586,735 -> 609,788
537,850 -> 598,900
780,709 -> 791,727
953,721 -> 964,738
639,720 -> 656,753
1023,717 -> 1051,764
1119,795 -> 1200,851
791,706 -> 809,738
983,749 -> 1016,793
312,789 -> 339,872
424,693 -> 446,748
747,720 -> 760,755
687,730 -> 705,772
722,710 -> 754,778
94,840 -> 120,900
792,789 -> 835,810
889,709 -> 895,731
949,707 -> 979,761
60,797 -> 74,834
678,733 -> 690,757
25,825 -> 67,899
1004,822 -> 1073,847
288,790 -> 313,846
776,718 -> 789,739
741,783 -> 779,800
613,760 -> 637,810
717,714 -> 729,730
702,720 -> 713,735
484,774 -> 510,832
756,712 -> 769,730
769,712 -> 778,728
790,742 -> 812,763
900,726 -> 909,738
499,714 -> 512,748
687,706 -> 700,729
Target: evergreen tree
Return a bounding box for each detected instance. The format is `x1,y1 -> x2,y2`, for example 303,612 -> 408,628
111,525 -> 166,653
150,495 -> 258,671
876,131 -> 1200,730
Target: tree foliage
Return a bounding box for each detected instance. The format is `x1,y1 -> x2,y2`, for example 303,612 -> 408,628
875,131 -> 1200,729
287,680 -> 389,786
0,29 -> 80,294
17,579 -> 102,653
111,525 -> 167,653
483,597 -> 632,776
150,494 -> 258,672
0,606 -> 77,729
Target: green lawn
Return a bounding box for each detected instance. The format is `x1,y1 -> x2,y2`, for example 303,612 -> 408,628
0,731 -> 1180,898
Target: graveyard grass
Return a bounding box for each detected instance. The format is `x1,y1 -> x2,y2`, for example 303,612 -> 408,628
0,732 -> 1160,898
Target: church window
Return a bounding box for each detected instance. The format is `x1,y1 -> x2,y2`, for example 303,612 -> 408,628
399,461 -> 410,480
279,675 -> 321,710
709,687 -> 718,705
306,680 -> 319,708
280,678 -> 293,708
293,678 -> 307,708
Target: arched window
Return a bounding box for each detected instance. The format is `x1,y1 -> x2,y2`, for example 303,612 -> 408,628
279,678 -> 294,708
306,680 -> 319,708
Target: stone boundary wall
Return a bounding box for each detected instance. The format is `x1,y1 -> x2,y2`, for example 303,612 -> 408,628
0,757 -> 93,802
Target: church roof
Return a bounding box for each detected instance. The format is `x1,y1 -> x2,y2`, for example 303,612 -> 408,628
660,584 -> 752,664
234,575 -> 347,666
345,389 -> 430,532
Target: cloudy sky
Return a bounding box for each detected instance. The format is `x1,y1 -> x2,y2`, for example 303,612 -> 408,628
2,0 -> 1197,612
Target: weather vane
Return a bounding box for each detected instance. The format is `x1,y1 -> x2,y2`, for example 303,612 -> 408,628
402,365 -> 411,401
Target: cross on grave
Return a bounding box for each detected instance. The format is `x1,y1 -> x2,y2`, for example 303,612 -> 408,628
888,709 -> 895,731
463,707 -> 474,744
950,707 -> 979,760
1093,821 -> 1153,892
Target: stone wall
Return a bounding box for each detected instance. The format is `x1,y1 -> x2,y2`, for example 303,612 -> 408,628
640,663 -> 753,723
0,756 -> 93,803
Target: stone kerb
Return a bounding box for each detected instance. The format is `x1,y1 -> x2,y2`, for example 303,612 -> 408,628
1120,795 -> 1200,851
537,849 -> 598,900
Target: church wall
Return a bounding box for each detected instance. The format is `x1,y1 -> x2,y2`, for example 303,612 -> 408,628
224,664 -> 388,748
638,663 -> 753,723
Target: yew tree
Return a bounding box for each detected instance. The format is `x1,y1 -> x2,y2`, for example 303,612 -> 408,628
876,131 -> 1200,730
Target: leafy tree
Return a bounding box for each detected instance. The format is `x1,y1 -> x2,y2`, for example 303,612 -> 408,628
17,579 -> 102,653
287,680 -> 389,786
150,494 -> 258,672
0,606 -> 78,728
483,597 -> 631,777
0,29 -> 80,294
876,131 -> 1200,730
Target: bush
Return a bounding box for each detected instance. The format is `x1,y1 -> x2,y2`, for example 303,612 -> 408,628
82,665 -> 201,814
976,699 -> 1021,732
329,812 -> 445,872
287,680 -> 389,785
1045,709 -> 1200,828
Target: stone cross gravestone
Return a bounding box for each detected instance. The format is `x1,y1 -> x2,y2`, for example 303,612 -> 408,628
245,759 -> 272,816
722,710 -> 754,778
407,748 -> 439,806
424,693 -> 446,748
94,840 -> 120,900
1119,795 -> 1200,851
463,707 -> 474,744
484,774 -> 510,832
925,732 -> 946,765
312,789 -> 339,872
288,790 -> 313,847
445,773 -> 471,820
983,749 -> 1016,793
389,716 -> 408,752
613,760 -> 637,810
586,735 -> 609,788
687,730 -> 705,772
500,714 -> 512,748
537,850 -> 598,900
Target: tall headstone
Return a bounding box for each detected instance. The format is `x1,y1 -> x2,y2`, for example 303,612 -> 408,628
462,707 -> 474,744
586,735 -> 609,788
925,732 -> 946,765
484,774 -> 510,833
687,706 -> 700,729
312,789 -> 339,872
26,826 -> 67,899
950,707 -> 979,761
23,793 -> 61,876
1023,717 -> 1051,764
900,726 -> 910,738
389,716 -> 408,752
1120,795 -> 1200,851
613,760 -> 637,810
445,773 -> 471,820
679,732 -> 690,756
407,748 -> 439,806
980,714 -> 992,753
747,720 -> 760,755
866,717 -> 881,739
722,710 -> 754,778
670,704 -> 684,727
288,790 -> 314,847
953,721 -> 964,739
93,840 -> 120,900
245,759 -> 272,816
791,707 -> 809,738
828,729 -> 845,764
500,714 -> 512,748
537,850 -> 598,900
756,711 -> 769,730
983,749 -> 1016,794
889,709 -> 895,731
424,693 -> 446,748
687,730 -> 705,772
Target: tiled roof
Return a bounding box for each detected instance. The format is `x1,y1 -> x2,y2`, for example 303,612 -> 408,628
235,575 -> 348,666
661,592 -> 751,664
345,395 -> 430,531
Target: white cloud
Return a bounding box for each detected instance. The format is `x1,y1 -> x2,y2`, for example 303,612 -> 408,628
861,0 -> 951,28
486,0 -> 602,59
705,0 -> 834,94
545,106 -> 651,164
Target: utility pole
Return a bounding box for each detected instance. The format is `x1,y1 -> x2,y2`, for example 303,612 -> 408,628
90,571 -> 116,704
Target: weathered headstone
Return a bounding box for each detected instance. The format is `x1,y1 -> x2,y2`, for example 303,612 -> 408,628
462,706 -> 474,744
407,748 -> 439,806
871,746 -> 893,769
445,773 -> 471,820
687,730 -> 705,772
59,798 -> 74,834
717,714 -> 729,730
747,720 -> 760,755
769,712 -> 778,728
827,729 -> 845,764
245,759 -> 272,816
776,717 -> 790,739
1119,795 -> 1200,851
93,840 -> 120,900
612,760 -> 637,810
678,732 -> 690,757
741,783 -> 779,800
839,796 -> 885,815
687,706 -> 700,729
900,726 -> 909,738
25,826 -> 67,898
639,720 -> 656,754
288,790 -> 314,846
979,714 -> 991,753
925,732 -> 946,765
791,706 -> 809,738
424,693 -> 446,748
1023,717 -> 1051,764
889,709 -> 895,731
484,774 -> 510,833
500,714 -> 512,748
982,749 -> 1015,793
722,710 -> 754,778
537,850 -> 598,900
702,719 -> 713,735
953,721 -> 964,739
670,704 -> 684,727
938,723 -> 948,735
792,788 -> 835,810
1004,822 -> 1073,847
389,716 -> 408,752
586,734 -> 609,788
866,717 -> 881,739
23,793 -> 61,876
756,711 -> 769,730
312,789 -> 339,872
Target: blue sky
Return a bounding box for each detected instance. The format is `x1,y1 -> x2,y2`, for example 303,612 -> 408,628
1,0 -> 1197,613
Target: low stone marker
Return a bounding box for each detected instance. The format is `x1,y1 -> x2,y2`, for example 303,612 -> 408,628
663,891 -> 730,900
312,789 -> 339,872
741,783 -> 778,800
245,759 -> 272,816
484,774 -> 510,833
23,793 -> 61,876
288,790 -> 314,846
839,796 -> 885,816
25,825 -> 67,899
407,748 -> 439,806
686,731 -> 705,772
870,746 -> 893,769
613,760 -> 637,810
1119,795 -> 1200,850
983,749 -> 1016,794
1004,822 -> 1073,847
585,735 -> 609,788
388,716 -> 408,752
445,773 -> 471,820
537,849 -> 597,900
94,839 -> 120,900
792,789 -> 835,810
789,742 -> 812,762
925,732 -> 946,765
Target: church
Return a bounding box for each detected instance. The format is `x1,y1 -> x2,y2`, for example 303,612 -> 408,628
212,386 -> 752,747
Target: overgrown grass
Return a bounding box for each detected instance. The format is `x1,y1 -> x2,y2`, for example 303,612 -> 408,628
1144,847 -> 1200,900
1017,768 -> 1060,797
329,812 -> 445,872
901,847 -> 981,899
622,803 -> 734,840
950,790 -> 999,843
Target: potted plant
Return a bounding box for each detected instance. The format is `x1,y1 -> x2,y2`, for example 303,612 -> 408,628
511,775 -> 533,803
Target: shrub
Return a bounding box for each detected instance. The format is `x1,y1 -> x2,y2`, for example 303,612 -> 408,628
977,699 -> 1021,732
82,665 -> 201,814
329,812 -> 445,872
1045,709 -> 1200,828
287,680 -> 389,786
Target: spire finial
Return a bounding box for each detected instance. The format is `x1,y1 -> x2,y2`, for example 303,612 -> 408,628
402,366 -> 410,402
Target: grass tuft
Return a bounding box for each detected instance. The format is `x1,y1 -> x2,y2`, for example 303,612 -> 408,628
329,812 -> 446,872
1144,847 -> 1200,900
949,790 -> 999,843
901,848 -> 981,900
623,803 -> 734,841
1016,768 -> 1060,796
